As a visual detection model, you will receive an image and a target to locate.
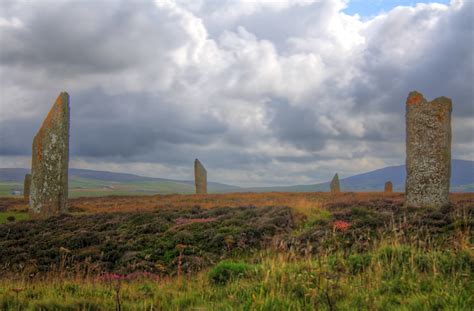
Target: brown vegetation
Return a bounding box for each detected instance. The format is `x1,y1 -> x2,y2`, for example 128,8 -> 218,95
0,204 -> 293,277
3,191 -> 472,214
0,192 -> 472,279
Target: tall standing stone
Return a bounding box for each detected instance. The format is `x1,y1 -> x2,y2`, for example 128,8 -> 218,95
194,159 -> 207,194
23,174 -> 31,200
330,173 -> 340,193
405,91 -> 451,208
30,92 -> 70,217
384,181 -> 393,193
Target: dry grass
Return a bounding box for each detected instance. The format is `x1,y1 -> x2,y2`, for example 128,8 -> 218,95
3,192 -> 472,215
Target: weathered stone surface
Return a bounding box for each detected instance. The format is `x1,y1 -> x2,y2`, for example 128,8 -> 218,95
384,181 -> 393,193
330,173 -> 340,193
23,174 -> 31,200
194,159 -> 207,194
30,92 -> 70,217
405,91 -> 451,208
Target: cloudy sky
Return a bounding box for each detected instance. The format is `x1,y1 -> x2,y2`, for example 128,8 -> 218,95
0,0 -> 472,187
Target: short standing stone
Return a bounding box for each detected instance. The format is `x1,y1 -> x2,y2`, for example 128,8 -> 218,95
30,92 -> 70,217
405,91 -> 451,208
194,159 -> 207,194
384,181 -> 393,193
23,174 -> 31,200
330,173 -> 340,193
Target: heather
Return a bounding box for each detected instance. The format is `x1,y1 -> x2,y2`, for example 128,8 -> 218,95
0,192 -> 472,310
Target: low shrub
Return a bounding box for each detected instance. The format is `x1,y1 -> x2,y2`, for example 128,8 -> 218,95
208,260 -> 254,285
0,206 -> 293,276
348,253 -> 371,274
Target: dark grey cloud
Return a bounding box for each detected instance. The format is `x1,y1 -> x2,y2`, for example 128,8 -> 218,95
0,0 -> 188,76
267,99 -> 327,151
0,119 -> 37,156
1,88 -> 228,163
73,90 -> 227,142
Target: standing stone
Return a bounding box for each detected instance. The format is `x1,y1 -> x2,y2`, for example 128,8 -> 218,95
194,159 -> 207,194
384,181 -> 393,193
23,174 -> 31,200
30,92 -> 70,217
405,91 -> 451,208
330,173 -> 340,193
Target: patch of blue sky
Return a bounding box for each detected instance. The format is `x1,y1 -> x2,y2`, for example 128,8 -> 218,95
343,0 -> 451,18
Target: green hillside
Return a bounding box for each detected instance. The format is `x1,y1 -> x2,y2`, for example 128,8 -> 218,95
0,168 -> 242,197
1,159 -> 473,198
0,178 -> 196,197
68,177 -> 195,197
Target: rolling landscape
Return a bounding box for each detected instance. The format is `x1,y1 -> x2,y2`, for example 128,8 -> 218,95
1,159 -> 473,197
0,168 -> 241,197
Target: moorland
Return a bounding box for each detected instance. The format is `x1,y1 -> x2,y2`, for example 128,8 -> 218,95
0,192 -> 472,310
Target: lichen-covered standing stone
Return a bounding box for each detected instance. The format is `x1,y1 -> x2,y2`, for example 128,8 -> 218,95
30,92 -> 70,217
384,181 -> 393,193
23,174 -> 31,200
194,159 -> 207,194
405,91 -> 451,208
330,173 -> 340,193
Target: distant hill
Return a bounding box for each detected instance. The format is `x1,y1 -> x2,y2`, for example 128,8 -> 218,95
0,168 -> 241,197
0,159 -> 472,196
246,159 -> 474,192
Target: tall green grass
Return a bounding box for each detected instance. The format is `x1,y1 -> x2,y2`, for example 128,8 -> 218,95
0,242 -> 472,310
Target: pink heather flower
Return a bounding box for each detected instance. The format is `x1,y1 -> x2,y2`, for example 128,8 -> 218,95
100,273 -> 127,282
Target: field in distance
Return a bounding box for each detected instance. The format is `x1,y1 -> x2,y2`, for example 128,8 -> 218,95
0,168 -> 240,197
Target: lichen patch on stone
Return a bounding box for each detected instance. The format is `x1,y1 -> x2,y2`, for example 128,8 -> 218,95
30,92 -> 70,218
406,91 -> 425,105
